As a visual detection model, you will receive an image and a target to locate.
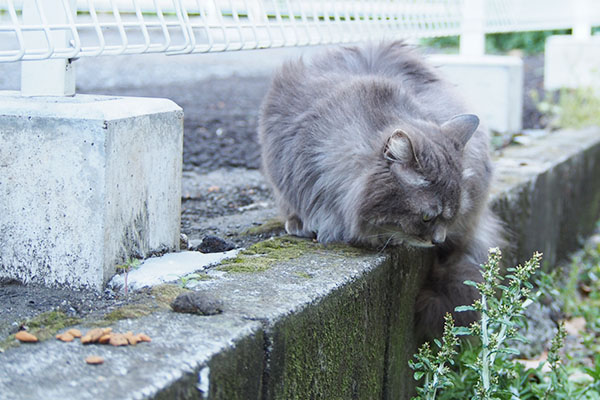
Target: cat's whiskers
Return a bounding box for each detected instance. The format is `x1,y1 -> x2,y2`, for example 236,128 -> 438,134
377,234 -> 398,254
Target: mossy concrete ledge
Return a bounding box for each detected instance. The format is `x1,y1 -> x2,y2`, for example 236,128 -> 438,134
1,127 -> 600,399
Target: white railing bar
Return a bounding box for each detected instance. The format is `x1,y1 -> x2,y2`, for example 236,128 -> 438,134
229,0 -> 246,51
108,0 -> 129,55
5,0 -> 25,62
164,0 -> 194,54
152,0 -> 172,53
86,0 -> 106,56
32,0 -> 55,59
54,0 -> 80,58
133,0 -> 151,53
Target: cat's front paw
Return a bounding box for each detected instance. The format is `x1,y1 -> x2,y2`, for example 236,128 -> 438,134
285,215 -> 316,239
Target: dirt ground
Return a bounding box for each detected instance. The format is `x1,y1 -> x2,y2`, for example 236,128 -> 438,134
0,51 -> 547,343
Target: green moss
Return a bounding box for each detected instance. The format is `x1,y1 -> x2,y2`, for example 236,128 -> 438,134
267,261 -> 390,399
294,272 -> 312,279
151,283 -> 190,306
243,218 -> 285,236
95,284 -> 189,325
0,310 -> 80,351
217,236 -> 368,273
217,236 -> 306,273
101,304 -> 156,322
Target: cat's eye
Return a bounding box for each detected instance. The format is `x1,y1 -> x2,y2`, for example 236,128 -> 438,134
422,213 -> 436,223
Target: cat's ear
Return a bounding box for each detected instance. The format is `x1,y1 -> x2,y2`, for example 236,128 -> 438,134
441,114 -> 479,148
384,129 -> 419,165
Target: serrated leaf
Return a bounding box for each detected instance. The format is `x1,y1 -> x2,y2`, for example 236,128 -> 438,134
463,280 -> 478,287
453,326 -> 473,336
455,305 -> 476,312
521,298 -> 534,308
512,333 -> 530,343
497,319 -> 515,327
413,371 -> 425,381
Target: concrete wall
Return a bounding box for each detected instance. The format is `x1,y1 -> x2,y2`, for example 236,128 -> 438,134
0,92 -> 183,290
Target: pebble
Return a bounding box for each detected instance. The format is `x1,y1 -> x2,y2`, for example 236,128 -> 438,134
170,291 -> 224,315
194,235 -> 236,253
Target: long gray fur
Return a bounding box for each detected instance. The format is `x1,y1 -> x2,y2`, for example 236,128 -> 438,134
258,41 -> 505,334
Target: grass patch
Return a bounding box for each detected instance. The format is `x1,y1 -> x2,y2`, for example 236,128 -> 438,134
533,86 -> 600,130
217,235 -> 368,273
294,272 -> 313,279
217,236 -> 309,273
95,284 -> 189,325
151,283 -> 190,306
1,310 -> 80,351
411,227 -> 600,399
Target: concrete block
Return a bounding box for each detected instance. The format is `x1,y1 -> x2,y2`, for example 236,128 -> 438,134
0,91 -> 183,290
545,35 -> 600,90
428,54 -> 524,134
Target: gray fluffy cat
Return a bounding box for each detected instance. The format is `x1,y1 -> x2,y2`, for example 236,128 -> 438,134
258,41 -> 504,333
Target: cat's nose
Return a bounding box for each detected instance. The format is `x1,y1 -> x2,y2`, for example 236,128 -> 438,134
431,237 -> 445,246
431,226 -> 447,245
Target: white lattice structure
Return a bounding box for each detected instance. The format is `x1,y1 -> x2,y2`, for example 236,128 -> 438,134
1,0 -> 599,61
0,0 -> 598,94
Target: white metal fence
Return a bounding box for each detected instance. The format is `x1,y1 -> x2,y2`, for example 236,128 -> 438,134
1,0 -> 599,95
1,0 -> 599,62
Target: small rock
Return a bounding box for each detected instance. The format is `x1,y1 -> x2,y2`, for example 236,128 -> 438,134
170,291 -> 224,315
195,235 -> 235,253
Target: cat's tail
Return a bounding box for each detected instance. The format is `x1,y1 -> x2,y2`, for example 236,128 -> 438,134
414,254 -> 482,340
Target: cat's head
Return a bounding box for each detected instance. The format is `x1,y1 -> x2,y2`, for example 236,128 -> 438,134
359,114 -> 479,248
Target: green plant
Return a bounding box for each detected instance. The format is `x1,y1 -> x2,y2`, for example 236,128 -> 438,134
485,30 -> 570,55
116,257 -> 141,296
409,314 -> 459,400
533,87 -> 600,130
421,30 -> 572,55
179,272 -> 210,288
410,247 -> 600,399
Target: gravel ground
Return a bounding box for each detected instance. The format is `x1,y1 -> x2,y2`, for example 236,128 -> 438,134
0,48 -> 549,344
